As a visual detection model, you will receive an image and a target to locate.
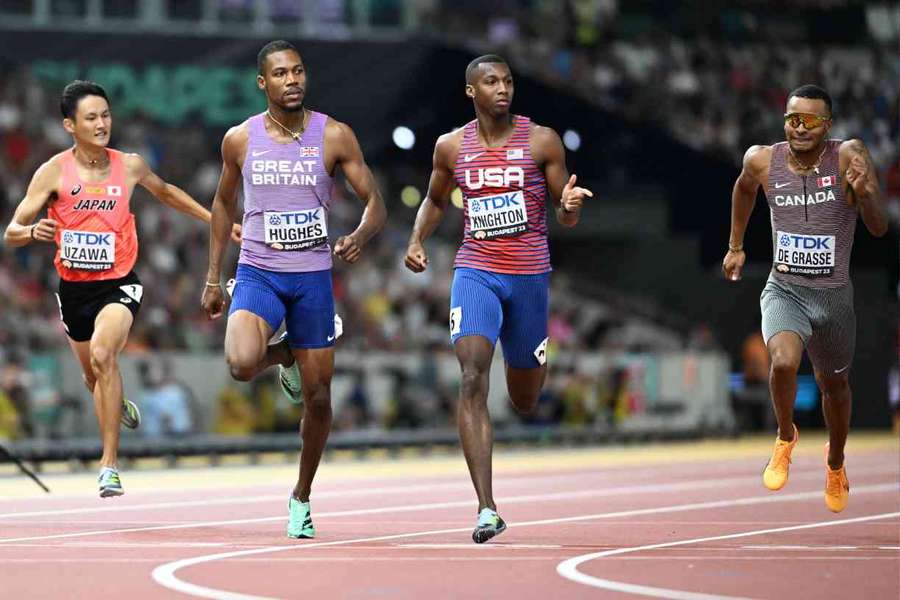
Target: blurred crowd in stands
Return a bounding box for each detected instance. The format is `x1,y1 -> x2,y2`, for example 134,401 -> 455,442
1,1 -> 897,438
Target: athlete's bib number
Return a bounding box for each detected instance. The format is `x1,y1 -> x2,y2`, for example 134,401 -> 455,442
60,229 -> 115,271
774,230 -> 835,277
264,208 -> 328,251
467,191 -> 528,240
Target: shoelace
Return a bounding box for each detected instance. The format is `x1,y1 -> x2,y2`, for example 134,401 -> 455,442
770,442 -> 793,471
826,468 -> 846,495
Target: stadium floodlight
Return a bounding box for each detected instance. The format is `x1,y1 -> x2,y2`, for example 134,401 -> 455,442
392,126 -> 415,150
563,129 -> 581,151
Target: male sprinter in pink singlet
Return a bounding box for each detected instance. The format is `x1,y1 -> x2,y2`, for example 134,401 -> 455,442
3,81 -> 238,497
202,41 -> 386,539
404,55 -> 593,542
723,84 -> 887,512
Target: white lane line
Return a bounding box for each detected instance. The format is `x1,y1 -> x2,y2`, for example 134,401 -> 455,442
555,511 -> 900,600
150,483 -> 899,600
397,543 -> 562,549
2,462 -> 894,519
740,545 -> 859,550
3,467 -> 895,543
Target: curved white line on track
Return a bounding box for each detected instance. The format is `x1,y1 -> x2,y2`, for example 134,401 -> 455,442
151,483 -> 898,599
555,511 -> 900,600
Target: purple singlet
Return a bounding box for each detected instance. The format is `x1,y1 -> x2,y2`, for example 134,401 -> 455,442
238,111 -> 334,272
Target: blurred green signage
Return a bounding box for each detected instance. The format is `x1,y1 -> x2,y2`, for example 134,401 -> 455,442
33,61 -> 266,126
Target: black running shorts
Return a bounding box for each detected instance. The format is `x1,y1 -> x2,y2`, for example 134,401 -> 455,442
55,271 -> 143,342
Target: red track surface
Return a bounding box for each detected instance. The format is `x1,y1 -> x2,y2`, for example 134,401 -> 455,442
0,446 -> 897,599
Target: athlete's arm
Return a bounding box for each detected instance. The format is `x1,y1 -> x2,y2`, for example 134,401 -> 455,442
723,145 -> 769,281
405,132 -> 457,273
3,159 -> 60,247
840,139 -> 887,237
532,125 -> 592,228
326,120 -> 386,264
202,126 -> 245,319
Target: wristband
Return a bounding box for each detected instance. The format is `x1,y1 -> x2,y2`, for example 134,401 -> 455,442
728,243 -> 743,252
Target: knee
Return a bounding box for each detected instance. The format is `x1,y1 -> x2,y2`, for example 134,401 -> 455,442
227,356 -> 255,382
460,365 -> 489,401
303,381 -> 331,411
816,373 -> 850,399
770,349 -> 800,378
89,345 -> 116,376
510,391 -> 540,415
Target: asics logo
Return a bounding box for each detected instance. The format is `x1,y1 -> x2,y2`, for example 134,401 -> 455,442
463,152 -> 485,163
774,182 -> 790,189
251,150 -> 272,157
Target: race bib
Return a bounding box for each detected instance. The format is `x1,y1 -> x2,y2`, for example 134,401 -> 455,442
774,230 -> 835,277
468,191 -> 528,240
264,208 -> 328,251
60,229 -> 115,271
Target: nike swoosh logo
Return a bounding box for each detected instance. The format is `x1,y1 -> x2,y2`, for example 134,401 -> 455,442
834,364 -> 850,374
774,182 -> 790,189
463,152 -> 484,163
326,335 -> 335,342
251,150 -> 272,157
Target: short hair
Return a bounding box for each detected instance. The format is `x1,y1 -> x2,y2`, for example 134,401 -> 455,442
258,40 -> 299,74
60,80 -> 109,120
788,84 -> 833,115
465,54 -> 509,84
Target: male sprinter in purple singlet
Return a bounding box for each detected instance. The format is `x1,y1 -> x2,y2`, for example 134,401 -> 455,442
202,41 -> 386,538
723,85 -> 887,512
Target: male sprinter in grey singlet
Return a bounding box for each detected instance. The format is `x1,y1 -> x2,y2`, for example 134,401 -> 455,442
201,40 -> 386,538
723,85 -> 887,512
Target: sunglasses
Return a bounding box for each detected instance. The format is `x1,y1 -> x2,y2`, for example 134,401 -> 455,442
784,112 -> 831,129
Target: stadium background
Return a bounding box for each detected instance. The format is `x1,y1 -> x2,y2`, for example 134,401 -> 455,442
0,0 -> 897,463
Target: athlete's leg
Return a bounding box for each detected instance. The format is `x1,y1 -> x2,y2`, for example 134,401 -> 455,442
291,346 -> 335,502
767,331 -> 803,442
66,338 -> 95,393
225,265 -> 293,381
88,304 -> 133,468
505,365 -> 546,414
815,369 -> 851,469
499,273 -> 550,415
456,335 -> 497,511
224,310 -> 292,381
450,269 -> 504,512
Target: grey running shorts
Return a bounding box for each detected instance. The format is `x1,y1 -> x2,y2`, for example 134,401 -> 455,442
760,274 -> 855,375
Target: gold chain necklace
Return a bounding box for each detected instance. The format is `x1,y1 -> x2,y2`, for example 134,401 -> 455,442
266,109 -> 307,145
788,143 -> 827,175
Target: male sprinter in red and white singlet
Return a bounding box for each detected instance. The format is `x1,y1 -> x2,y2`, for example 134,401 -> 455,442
3,81 -> 239,497
405,55 -> 593,542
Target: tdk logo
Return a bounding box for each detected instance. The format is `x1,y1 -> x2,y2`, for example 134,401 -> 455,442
67,232 -> 112,245
785,235 -> 830,250
465,167 -> 524,190
470,193 -> 521,213
269,210 -> 321,226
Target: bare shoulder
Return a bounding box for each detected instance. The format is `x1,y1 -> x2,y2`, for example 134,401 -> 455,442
221,120 -> 251,163
529,122 -> 561,146
324,116 -> 355,142
839,138 -> 868,157
34,152 -> 65,182
529,122 -> 562,163
743,144 -> 772,174
434,128 -> 463,166
121,151 -> 148,172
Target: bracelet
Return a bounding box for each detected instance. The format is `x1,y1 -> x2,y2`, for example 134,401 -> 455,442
204,281 -> 221,288
30,224 -> 36,240
728,243 -> 743,252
